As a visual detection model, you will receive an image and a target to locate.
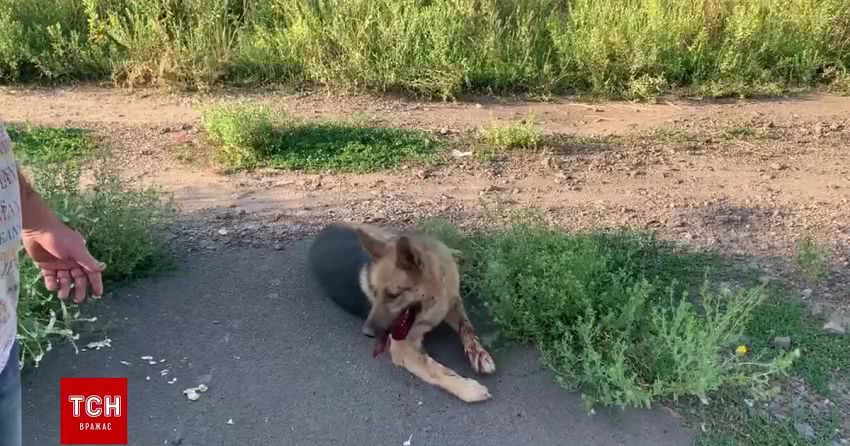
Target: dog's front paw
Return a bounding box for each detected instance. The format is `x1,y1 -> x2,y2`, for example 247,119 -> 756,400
456,379 -> 492,403
467,347 -> 496,375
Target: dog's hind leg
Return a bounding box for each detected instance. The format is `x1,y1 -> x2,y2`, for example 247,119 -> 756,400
389,339 -> 491,403
445,304 -> 496,375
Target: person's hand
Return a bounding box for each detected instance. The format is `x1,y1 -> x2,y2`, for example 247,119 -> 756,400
22,221 -> 106,304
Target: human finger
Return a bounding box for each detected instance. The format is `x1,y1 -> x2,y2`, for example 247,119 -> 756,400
85,269 -> 104,299
71,268 -> 88,304
57,270 -> 72,300
42,269 -> 59,292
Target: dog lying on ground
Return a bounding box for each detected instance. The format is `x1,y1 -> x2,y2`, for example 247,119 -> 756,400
308,223 -> 495,403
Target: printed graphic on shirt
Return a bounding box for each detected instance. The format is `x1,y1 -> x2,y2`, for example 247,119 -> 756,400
0,122 -> 23,371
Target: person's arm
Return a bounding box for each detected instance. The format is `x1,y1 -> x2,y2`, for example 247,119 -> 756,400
18,168 -> 105,303
18,170 -> 61,232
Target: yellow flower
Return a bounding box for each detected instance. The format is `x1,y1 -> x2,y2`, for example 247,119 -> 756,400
736,345 -> 748,356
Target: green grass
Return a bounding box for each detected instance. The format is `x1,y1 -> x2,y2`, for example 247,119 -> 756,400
2,0 -> 849,98
5,125 -> 94,164
746,290 -> 850,394
201,103 -> 442,171
423,216 -> 850,443
9,125 -> 175,368
794,237 -> 830,284
689,385 -> 841,446
421,217 -> 797,410
478,115 -> 543,154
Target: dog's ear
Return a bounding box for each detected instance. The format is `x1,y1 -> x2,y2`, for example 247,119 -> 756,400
395,236 -> 423,273
356,228 -> 389,259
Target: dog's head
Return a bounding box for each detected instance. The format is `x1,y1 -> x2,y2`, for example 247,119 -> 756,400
356,228 -> 448,338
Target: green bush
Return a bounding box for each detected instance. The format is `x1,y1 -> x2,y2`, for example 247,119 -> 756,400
794,237 -> 830,283
2,0 -> 849,97
11,127 -> 175,368
0,0 -> 112,82
422,219 -> 797,409
201,103 -> 279,168
479,115 -> 542,152
200,103 -> 441,171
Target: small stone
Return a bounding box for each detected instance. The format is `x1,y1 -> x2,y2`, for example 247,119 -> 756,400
823,320 -> 846,335
773,336 -> 791,349
801,288 -> 812,299
273,243 -> 284,251
217,228 -> 229,236
794,422 -> 816,441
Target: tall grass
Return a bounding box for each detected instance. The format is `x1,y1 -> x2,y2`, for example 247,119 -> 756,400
1,0 -> 849,97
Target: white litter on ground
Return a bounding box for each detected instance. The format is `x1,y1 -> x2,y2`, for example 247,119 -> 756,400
141,356 -> 153,360
183,384 -> 209,401
403,434 -> 413,446
119,361 -> 131,366
226,419 -> 234,425
86,338 -> 112,350
168,378 -> 177,385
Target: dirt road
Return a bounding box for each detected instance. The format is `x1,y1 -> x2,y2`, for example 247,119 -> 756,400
3,85 -> 847,304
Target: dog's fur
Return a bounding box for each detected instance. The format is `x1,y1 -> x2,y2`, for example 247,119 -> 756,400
308,223 -> 495,403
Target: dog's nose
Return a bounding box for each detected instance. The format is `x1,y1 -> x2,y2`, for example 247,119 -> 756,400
361,323 -> 376,338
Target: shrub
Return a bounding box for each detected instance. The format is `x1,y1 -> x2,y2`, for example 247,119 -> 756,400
794,237 -> 830,283
422,219 -> 797,409
11,127 -> 175,368
200,103 -> 441,171
3,0 -> 850,97
478,115 -> 542,152
201,103 -> 278,168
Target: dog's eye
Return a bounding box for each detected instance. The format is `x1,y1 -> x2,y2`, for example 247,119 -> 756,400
385,288 -> 408,300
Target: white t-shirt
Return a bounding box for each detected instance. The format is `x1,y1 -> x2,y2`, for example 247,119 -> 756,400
0,122 -> 22,371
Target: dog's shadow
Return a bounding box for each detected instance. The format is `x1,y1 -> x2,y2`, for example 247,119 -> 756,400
421,323 -> 477,374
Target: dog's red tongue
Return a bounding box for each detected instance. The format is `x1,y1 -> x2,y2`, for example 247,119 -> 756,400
372,307 -> 416,357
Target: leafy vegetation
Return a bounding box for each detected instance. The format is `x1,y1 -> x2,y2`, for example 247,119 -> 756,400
2,0 -> 849,98
10,125 -> 175,368
201,103 -> 441,171
794,237 -> 830,284
421,217 -> 798,409
478,115 -> 543,153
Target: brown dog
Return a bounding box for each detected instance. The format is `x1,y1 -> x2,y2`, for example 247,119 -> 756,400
308,223 -> 495,403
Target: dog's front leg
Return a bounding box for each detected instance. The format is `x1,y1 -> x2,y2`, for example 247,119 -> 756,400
445,304 -> 496,375
389,339 -> 491,403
